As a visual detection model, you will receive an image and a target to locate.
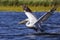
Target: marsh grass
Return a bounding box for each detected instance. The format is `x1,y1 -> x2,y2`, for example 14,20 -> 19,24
0,0 -> 60,6
0,6 -> 60,12
0,0 -> 60,12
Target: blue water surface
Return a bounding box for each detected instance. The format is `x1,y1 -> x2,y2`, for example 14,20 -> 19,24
0,12 -> 60,40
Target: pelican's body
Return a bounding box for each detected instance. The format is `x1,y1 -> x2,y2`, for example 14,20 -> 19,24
24,11 -> 37,27
19,5 -> 40,31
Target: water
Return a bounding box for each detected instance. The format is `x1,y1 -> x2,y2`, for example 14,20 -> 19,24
0,12 -> 60,40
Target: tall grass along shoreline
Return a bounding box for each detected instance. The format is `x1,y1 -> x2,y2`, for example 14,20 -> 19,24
0,6 -> 60,12
0,0 -> 60,6
0,0 -> 60,12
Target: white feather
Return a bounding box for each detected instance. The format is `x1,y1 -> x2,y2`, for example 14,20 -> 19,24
24,11 -> 37,27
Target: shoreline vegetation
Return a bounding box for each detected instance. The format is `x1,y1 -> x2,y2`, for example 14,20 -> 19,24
0,6 -> 60,12
0,0 -> 60,12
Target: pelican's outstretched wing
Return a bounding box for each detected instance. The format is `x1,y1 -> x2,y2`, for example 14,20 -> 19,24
22,5 -> 32,13
36,6 -> 57,24
34,6 -> 57,32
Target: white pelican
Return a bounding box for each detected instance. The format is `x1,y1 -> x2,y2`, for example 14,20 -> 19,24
21,5 -> 39,31
19,5 -> 57,32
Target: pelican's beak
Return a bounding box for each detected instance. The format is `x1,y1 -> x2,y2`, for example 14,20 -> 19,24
18,19 -> 28,24
19,20 -> 27,24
